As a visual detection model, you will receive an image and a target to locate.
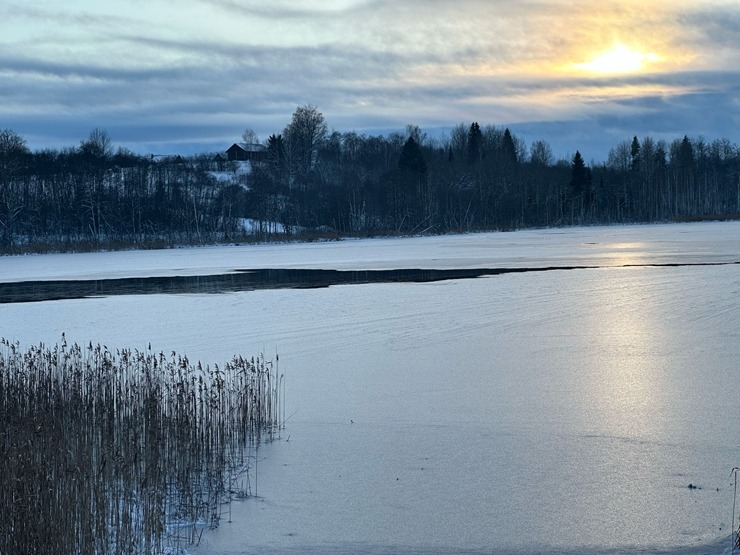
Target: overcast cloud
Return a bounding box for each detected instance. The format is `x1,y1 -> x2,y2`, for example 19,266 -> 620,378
1,0 -> 738,160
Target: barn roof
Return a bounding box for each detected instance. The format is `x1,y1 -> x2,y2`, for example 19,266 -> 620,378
227,143 -> 266,153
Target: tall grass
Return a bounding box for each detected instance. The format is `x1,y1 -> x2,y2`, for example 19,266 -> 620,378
0,336 -> 283,554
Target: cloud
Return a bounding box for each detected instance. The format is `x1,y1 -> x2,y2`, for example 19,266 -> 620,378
511,81 -> 740,162
1,0 -> 738,159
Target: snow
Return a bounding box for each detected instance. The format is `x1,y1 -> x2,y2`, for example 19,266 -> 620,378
207,171 -> 235,183
233,160 -> 252,175
239,218 -> 287,235
206,161 -> 252,189
2,221 -> 740,554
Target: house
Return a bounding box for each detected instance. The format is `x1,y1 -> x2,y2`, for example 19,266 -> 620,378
226,143 -> 268,162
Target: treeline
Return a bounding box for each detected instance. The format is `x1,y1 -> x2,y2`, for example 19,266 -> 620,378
0,128 -> 246,251
1,106 -> 739,252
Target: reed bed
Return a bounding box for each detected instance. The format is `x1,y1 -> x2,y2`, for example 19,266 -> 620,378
0,336 -> 283,554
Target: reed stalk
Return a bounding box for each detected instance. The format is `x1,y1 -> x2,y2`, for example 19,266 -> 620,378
0,336 -> 283,554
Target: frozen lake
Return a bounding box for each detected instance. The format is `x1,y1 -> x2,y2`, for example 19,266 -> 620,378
2,222 -> 740,554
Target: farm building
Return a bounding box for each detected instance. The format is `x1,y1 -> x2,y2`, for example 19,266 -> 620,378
226,143 -> 268,162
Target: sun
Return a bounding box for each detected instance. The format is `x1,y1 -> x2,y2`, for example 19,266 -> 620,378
574,43 -> 660,74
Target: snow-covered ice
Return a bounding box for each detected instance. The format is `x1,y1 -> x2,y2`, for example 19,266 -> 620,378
2,221 -> 739,554
2,221 -> 738,283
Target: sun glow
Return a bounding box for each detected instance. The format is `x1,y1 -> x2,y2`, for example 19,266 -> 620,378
574,44 -> 660,74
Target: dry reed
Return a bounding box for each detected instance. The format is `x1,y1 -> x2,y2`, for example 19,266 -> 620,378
0,336 -> 283,554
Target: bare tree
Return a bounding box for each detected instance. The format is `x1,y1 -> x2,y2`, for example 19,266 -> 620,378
447,123 -> 468,162
0,129 -> 29,247
0,129 -> 29,176
405,124 -> 427,146
607,140 -> 631,172
80,128 -> 113,160
529,140 -> 554,167
241,127 -> 259,145
283,104 -> 327,186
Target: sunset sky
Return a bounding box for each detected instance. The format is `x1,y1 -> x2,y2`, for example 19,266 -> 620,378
2,0 -> 739,160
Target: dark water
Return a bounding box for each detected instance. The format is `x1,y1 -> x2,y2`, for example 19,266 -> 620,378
0,266 -> 589,303
2,262 -> 736,304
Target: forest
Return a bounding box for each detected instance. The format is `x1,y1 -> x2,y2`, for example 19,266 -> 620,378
1,105 -> 739,253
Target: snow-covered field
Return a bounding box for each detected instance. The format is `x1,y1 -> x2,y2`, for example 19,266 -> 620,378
2,222 -> 740,554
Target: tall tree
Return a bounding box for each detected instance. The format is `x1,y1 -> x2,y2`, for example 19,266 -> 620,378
241,127 -> 259,145
405,125 -> 427,146
677,135 -> 694,171
501,128 -> 518,165
530,140 -> 554,167
569,151 -> 593,222
630,135 -> 641,170
0,129 -> 30,247
266,134 -> 286,172
79,128 -> 113,161
385,136 -> 428,229
570,151 -> 591,196
398,136 -> 427,178
466,122 -> 483,165
448,123 -> 468,162
283,104 -> 327,186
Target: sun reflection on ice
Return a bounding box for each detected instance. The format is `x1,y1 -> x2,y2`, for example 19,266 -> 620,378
580,263 -> 669,441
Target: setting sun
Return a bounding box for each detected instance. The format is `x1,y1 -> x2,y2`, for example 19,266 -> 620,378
574,44 -> 660,74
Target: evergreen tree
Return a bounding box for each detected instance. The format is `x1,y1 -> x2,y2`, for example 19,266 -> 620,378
501,128 -> 518,165
678,135 -> 694,170
630,135 -> 641,170
655,142 -> 667,169
398,136 -> 427,178
466,122 -> 483,165
570,151 -> 591,196
266,134 -> 286,167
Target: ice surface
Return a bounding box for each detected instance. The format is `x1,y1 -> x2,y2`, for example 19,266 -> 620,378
1,221 -> 739,554
2,221 -> 739,283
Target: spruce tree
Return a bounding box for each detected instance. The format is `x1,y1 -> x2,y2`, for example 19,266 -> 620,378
630,135 -> 641,171
466,122 -> 483,165
501,128 -> 518,165
398,136 -> 427,178
570,151 -> 591,196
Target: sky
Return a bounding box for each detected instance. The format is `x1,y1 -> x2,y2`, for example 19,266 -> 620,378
1,0 -> 739,162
